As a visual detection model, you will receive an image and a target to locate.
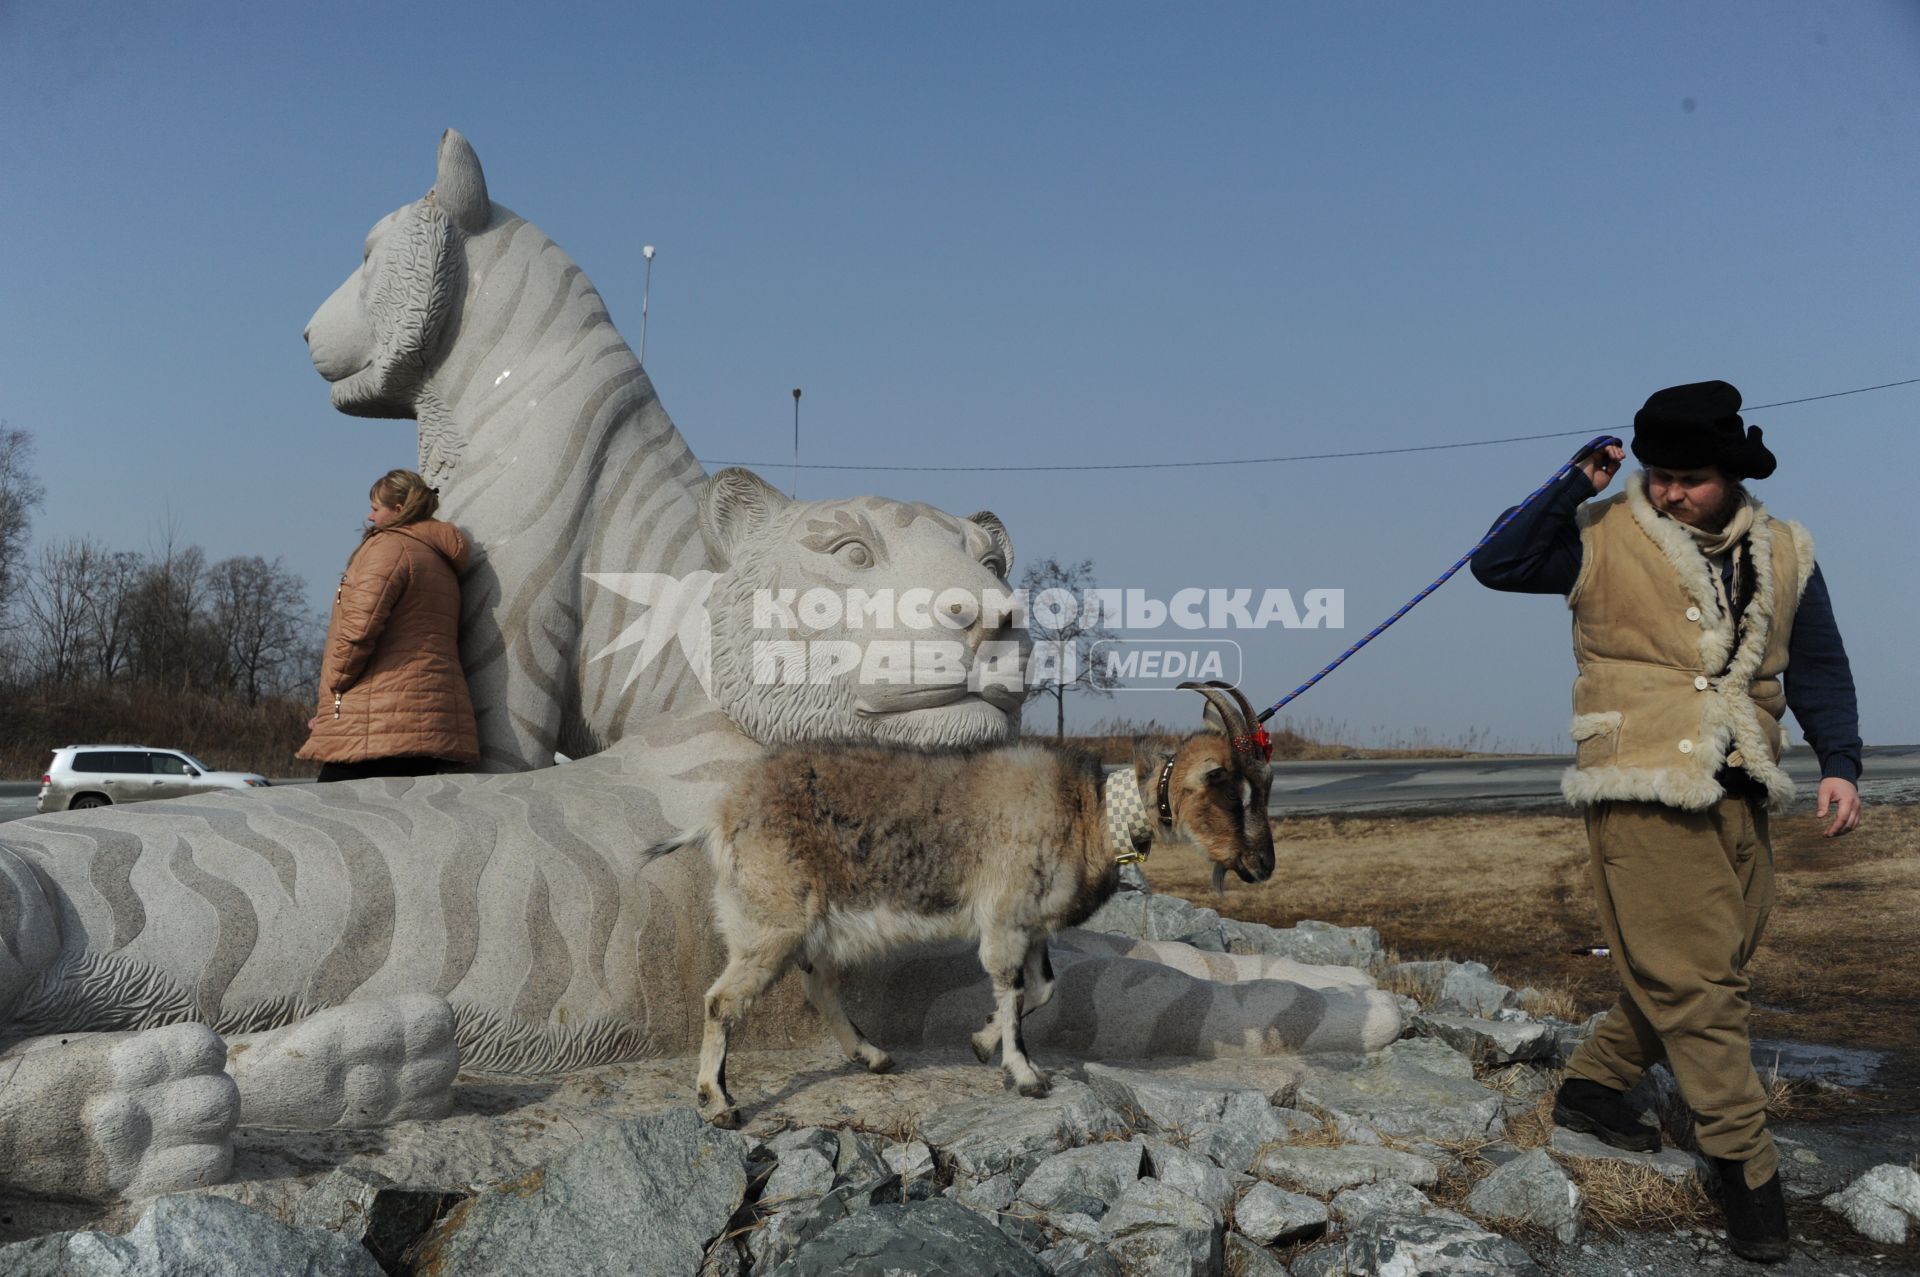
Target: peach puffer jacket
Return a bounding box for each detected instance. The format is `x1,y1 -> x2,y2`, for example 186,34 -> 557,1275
297,520 -> 480,765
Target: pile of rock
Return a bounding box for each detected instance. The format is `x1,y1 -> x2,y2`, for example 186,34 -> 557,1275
4,895 -> 1910,1274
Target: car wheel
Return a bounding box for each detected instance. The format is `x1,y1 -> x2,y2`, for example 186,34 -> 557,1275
70,794 -> 111,810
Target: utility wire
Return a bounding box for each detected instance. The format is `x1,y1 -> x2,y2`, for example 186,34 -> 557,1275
699,376 -> 1919,475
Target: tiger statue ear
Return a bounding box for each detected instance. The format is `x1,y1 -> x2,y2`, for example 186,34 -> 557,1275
967,511 -> 1014,578
700,468 -> 792,569
429,128 -> 491,234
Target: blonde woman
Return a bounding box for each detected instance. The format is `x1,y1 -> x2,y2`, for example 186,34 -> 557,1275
298,470 -> 480,781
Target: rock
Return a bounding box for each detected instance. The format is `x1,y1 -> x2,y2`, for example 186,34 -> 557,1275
1107,1223 -> 1225,1277
1082,890 -> 1229,951
763,1143 -> 839,1204
946,1172 -> 1017,1213
0,1194 -> 383,1277
1102,1177 -> 1222,1236
292,1165 -> 465,1271
769,1198 -> 1049,1276
1294,1050 -> 1505,1143
1548,1127 -> 1705,1182
1043,1240 -> 1128,1277
1824,1163 -> 1920,1245
832,1128 -> 894,1184
1291,1212 -> 1544,1276
1381,959 -> 1458,997
1379,1035 -> 1476,1078
883,1138 -> 937,1189
1224,1232 -> 1292,1277
1482,1063 -> 1555,1113
1233,1180 -> 1329,1245
1221,918 -> 1381,968
1465,1147 -> 1584,1244
1437,961 -> 1517,1016
416,1107 -> 749,1277
751,1169 -> 903,1271
1413,1012 -> 1557,1065
1252,1145 -> 1441,1195
1047,1209 -> 1109,1241
1084,1063 -> 1317,1173
1328,1179 -> 1433,1226
1140,1138 -> 1235,1216
920,1080 -> 1130,1183
1015,1141 -> 1146,1212
1621,1062 -> 1684,1129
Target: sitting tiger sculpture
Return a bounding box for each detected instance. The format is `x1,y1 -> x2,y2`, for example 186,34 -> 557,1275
0,130 -> 1397,1203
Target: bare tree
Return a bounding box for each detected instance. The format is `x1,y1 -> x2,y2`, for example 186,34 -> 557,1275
0,423 -> 45,627
82,548 -> 146,684
1019,557 -> 1121,739
127,536 -> 211,692
207,555 -> 311,704
21,539 -> 100,687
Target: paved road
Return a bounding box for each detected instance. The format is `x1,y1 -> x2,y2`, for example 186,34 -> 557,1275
2,746 -> 1915,823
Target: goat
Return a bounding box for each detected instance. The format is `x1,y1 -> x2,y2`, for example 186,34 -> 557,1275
648,681 -> 1277,1128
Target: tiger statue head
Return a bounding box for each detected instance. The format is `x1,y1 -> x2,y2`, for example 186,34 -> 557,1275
699,468 -> 1026,749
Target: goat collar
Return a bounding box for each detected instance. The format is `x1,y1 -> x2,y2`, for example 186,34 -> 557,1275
1155,757 -> 1177,831
1104,768 -> 1155,864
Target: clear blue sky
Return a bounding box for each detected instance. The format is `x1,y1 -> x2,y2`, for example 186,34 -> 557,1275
3,1 -> 1914,750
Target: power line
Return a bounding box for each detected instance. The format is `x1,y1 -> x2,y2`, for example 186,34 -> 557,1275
698,375 -> 1920,475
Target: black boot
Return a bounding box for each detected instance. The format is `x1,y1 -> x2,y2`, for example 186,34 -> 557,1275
1713,1158 -> 1790,1263
1552,1078 -> 1661,1152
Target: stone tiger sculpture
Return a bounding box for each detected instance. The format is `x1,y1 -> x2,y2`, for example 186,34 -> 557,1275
0,132 -> 1397,1203
307,128 -> 706,772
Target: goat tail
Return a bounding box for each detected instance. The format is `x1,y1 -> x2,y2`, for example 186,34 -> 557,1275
641,827 -> 709,864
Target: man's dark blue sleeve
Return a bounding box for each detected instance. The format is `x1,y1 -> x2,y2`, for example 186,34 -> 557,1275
1469,469 -> 1596,595
1784,564 -> 1863,784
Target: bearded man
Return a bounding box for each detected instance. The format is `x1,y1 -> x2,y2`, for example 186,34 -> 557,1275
1471,379 -> 1862,1264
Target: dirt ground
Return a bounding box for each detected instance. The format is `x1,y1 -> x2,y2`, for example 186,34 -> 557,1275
1149,800 -> 1920,1107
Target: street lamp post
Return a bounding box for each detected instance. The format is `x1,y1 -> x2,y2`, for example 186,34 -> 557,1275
791,387 -> 802,499
639,245 -> 656,366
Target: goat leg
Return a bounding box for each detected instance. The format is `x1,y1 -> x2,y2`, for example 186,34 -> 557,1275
981,929 -> 1050,1097
800,957 -> 893,1074
971,934 -> 1057,1062
697,934 -> 801,1127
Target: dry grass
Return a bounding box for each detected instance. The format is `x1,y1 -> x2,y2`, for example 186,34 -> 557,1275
1146,804 -> 1920,1106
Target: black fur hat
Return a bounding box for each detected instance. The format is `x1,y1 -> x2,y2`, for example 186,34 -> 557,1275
1630,380 -> 1777,480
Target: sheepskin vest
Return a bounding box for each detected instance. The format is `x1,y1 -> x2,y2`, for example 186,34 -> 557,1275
1562,471 -> 1815,812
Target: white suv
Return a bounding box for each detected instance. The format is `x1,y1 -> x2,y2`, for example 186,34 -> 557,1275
37,746 -> 273,813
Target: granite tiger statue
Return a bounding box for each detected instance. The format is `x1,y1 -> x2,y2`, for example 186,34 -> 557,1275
0,132 -> 1399,1203
306,127 -> 706,772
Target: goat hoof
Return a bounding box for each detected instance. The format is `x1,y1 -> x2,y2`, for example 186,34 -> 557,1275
860,1049 -> 894,1074
702,1103 -> 742,1129
1014,1072 -> 1052,1099
969,1035 -> 996,1064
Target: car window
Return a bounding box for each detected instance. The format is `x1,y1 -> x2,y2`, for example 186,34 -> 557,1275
71,751 -> 115,773
108,751 -> 153,774
180,752 -> 214,773
150,752 -> 194,776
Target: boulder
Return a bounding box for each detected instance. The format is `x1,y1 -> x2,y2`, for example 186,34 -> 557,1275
920,1081 -> 1130,1183
1224,1232 -> 1292,1277
1547,1128 -> 1704,1183
1823,1163 -> 1920,1245
1233,1180 -> 1329,1245
1107,1224 -> 1225,1277
1294,1051 -> 1505,1143
1252,1145 -> 1440,1195
1084,1063 -> 1319,1172
1437,961 -> 1516,1016
1221,919 -> 1382,968
1327,1179 -> 1433,1226
1413,1012 -> 1557,1066
1014,1141 -> 1146,1212
1291,1212 -> 1544,1276
1140,1138 -> 1235,1217
1081,890 -> 1229,951
1465,1147 -> 1584,1244
415,1107 -> 749,1277
1102,1178 -> 1222,1236
0,1194 -> 383,1277
292,1165 -> 465,1272
768,1198 -> 1048,1277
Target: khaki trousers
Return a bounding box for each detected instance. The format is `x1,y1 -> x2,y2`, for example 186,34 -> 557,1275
1563,793 -> 1778,1188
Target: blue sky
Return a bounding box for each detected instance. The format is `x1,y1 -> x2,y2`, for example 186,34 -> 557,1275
2,1 -> 1914,751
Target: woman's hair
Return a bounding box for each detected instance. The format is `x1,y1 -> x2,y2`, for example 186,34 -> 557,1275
367,469 -> 439,533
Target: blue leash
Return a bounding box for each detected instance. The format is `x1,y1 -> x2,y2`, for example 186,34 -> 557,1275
1255,434 -> 1622,724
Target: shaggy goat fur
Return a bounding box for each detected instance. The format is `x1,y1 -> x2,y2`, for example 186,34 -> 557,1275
653,682 -> 1276,1127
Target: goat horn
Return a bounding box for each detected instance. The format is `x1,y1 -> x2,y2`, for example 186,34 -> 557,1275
1206,680 -> 1259,734
1178,681 -> 1246,737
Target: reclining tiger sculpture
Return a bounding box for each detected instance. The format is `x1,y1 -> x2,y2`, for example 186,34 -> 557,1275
0,130 -> 1397,1203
